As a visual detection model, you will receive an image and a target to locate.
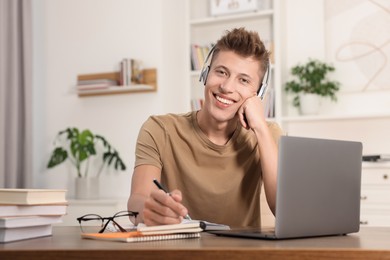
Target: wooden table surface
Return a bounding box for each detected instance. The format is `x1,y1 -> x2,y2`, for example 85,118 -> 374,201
1,226 -> 390,260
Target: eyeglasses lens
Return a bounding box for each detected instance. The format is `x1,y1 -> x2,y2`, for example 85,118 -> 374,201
79,214 -> 104,233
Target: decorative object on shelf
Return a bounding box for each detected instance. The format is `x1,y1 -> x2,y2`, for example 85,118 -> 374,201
47,128 -> 126,199
210,0 -> 271,16
120,58 -> 144,86
284,59 -> 340,115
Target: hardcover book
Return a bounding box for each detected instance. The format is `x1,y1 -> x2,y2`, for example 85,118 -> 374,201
0,189 -> 67,205
0,204 -> 67,217
0,215 -> 63,228
0,224 -> 52,243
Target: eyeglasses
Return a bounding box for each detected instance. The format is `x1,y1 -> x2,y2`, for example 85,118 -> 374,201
76,210 -> 139,233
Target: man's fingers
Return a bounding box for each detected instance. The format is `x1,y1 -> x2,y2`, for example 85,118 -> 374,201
143,190 -> 189,225
143,207 -> 183,226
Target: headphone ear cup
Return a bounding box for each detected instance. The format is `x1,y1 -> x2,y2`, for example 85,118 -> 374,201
199,66 -> 210,85
257,83 -> 263,95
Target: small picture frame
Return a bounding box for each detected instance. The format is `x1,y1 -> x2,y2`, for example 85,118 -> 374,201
210,0 -> 271,17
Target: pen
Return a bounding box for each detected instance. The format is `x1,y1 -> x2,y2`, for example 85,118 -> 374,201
152,179 -> 192,220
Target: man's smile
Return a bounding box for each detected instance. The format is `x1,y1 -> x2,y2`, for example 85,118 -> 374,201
214,94 -> 235,105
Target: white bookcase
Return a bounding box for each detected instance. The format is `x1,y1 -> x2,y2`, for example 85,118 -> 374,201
186,0 -> 282,124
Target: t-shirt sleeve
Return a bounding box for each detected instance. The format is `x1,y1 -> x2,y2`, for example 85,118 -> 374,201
134,116 -> 166,170
267,121 -> 284,144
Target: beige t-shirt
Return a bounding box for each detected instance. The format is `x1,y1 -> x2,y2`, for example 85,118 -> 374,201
135,111 -> 282,228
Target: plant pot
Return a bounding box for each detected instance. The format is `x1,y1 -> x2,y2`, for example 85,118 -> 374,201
75,177 -> 99,200
299,93 -> 321,115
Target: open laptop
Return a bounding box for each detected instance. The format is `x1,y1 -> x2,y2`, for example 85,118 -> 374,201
210,136 -> 363,240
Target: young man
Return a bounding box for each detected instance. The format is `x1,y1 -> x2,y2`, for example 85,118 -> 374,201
128,28 -> 282,227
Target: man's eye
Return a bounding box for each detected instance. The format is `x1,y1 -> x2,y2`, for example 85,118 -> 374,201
240,78 -> 250,84
215,69 -> 227,76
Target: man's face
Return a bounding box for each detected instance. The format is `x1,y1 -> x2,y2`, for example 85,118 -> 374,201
203,50 -> 262,123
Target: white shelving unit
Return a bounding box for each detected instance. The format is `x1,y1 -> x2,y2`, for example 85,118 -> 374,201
360,162 -> 390,227
186,0 -> 282,124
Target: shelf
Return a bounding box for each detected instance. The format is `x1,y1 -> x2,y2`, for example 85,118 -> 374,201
281,113 -> 390,123
362,161 -> 390,168
77,84 -> 156,97
77,68 -> 157,97
190,9 -> 274,26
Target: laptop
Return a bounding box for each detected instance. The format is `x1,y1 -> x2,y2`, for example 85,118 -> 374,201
210,135 -> 363,240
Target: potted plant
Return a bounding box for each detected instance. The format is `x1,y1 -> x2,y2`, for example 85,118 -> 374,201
284,59 -> 340,115
47,127 -> 126,199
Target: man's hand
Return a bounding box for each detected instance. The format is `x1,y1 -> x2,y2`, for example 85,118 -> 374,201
238,95 -> 266,131
143,189 -> 189,226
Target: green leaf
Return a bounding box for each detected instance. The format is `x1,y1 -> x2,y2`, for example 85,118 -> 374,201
284,58 -> 340,108
47,147 -> 68,168
47,127 -> 127,175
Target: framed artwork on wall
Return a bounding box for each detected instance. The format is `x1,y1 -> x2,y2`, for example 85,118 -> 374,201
209,0 -> 271,16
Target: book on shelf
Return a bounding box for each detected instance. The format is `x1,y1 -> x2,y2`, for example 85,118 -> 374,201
77,79 -> 118,86
264,87 -> 275,118
0,215 -> 63,228
0,224 -> 52,243
77,76 -> 118,92
131,59 -> 143,84
120,58 -> 131,86
0,189 -> 67,205
191,98 -> 204,111
190,43 -> 214,71
119,58 -> 144,86
81,230 -> 200,243
0,204 -> 68,217
77,84 -> 113,91
77,72 -> 120,82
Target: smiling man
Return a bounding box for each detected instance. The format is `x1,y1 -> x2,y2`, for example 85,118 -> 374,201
127,28 -> 283,228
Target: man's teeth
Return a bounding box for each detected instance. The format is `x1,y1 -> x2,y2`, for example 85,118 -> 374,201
216,95 -> 233,105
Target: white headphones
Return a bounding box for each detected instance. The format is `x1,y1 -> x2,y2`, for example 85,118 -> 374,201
198,46 -> 270,100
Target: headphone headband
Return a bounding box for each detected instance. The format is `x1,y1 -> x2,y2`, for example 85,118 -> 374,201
198,46 -> 270,100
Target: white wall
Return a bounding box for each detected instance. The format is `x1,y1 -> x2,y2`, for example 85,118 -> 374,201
32,0 -> 188,198
281,0 -> 390,155
282,0 -> 390,117
32,0 -> 390,199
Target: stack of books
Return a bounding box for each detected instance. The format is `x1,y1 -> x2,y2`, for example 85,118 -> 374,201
76,72 -> 119,92
0,189 -> 68,243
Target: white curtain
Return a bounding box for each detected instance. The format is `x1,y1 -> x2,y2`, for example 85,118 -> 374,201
0,0 -> 33,188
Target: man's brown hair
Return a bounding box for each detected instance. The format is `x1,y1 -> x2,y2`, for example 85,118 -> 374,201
212,27 -> 270,76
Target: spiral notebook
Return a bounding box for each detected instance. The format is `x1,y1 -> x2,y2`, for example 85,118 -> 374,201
81,231 -> 200,243
81,222 -> 202,243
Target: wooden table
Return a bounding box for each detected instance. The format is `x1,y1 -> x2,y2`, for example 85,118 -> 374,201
1,226 -> 390,259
